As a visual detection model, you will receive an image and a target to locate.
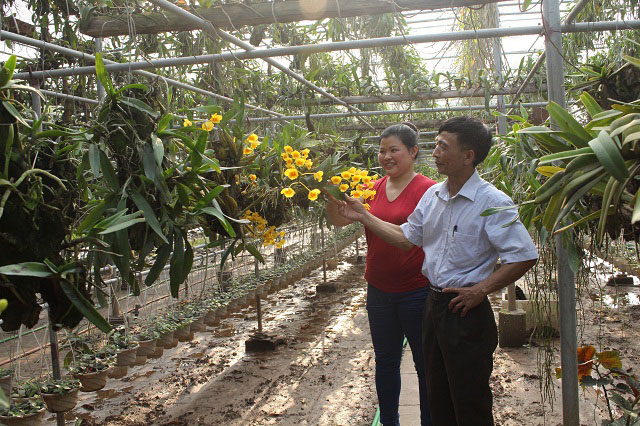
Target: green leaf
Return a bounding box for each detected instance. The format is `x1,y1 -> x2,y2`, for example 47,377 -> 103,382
624,54 -> 640,68
59,279 -> 112,333
0,55 -> 16,87
89,143 -> 101,177
2,101 -> 28,126
129,190 -> 168,244
151,134 -> 164,167
243,243 -> 265,263
99,150 -> 119,191
120,97 -> 159,118
141,144 -> 158,182
98,216 -> 145,235
480,203 -> 523,216
547,101 -> 593,148
0,262 -> 54,278
195,185 -> 229,209
580,92 -> 604,117
2,124 -> 13,178
539,147 -> 594,164
76,199 -> 109,234
169,230 -> 185,298
157,113 -> 174,132
145,240 -> 172,286
588,131 -> 629,182
200,206 -> 236,238
94,53 -> 114,97
181,238 -> 194,284
114,83 -> 148,96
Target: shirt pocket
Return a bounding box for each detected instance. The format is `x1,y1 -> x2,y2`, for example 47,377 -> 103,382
448,232 -> 483,269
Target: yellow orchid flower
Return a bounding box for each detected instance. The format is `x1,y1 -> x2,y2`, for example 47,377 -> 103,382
291,150 -> 301,159
243,147 -> 253,155
348,167 -> 357,174
314,171 -> 324,182
363,203 -> 371,211
330,176 -> 342,185
351,189 -> 363,198
246,133 -> 258,143
341,171 -> 352,180
308,189 -> 321,201
295,158 -> 305,167
280,187 -> 295,198
183,118 -> 192,127
339,184 -> 349,192
352,175 -> 361,183
210,113 -> 222,124
202,121 -> 214,131
305,159 -> 313,170
284,145 -> 293,153
249,174 -> 257,181
284,168 -> 299,180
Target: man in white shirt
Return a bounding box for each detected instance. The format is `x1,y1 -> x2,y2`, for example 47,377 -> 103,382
332,116 -> 538,425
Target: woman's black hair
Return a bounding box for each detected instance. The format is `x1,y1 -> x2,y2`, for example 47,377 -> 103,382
380,121 -> 419,160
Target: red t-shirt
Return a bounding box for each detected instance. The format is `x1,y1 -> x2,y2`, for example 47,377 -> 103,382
364,174 -> 436,293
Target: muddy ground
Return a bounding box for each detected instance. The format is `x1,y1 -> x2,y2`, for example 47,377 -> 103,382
39,240 -> 640,425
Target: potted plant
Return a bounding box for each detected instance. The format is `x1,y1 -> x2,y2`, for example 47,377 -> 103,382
0,368 -> 13,403
12,380 -> 40,403
154,318 -> 179,349
69,354 -> 113,392
0,398 -> 46,426
38,377 -> 79,413
133,330 -> 159,364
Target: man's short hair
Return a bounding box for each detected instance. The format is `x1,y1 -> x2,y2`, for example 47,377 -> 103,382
438,116 -> 493,166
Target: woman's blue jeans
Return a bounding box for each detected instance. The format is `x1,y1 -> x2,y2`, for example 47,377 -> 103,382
366,284 -> 432,426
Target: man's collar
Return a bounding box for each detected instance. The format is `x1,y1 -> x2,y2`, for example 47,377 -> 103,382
435,170 -> 482,201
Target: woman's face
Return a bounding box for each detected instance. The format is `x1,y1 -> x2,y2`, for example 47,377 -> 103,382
378,135 -> 417,178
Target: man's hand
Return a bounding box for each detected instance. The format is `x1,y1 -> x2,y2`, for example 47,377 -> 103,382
442,285 -> 486,317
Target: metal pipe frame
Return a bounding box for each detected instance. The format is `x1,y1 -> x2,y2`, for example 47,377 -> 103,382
40,89 -> 99,105
13,19 -> 640,82
147,0 -> 375,131
509,0 -> 591,111
0,30 -> 283,117
244,102 -> 548,124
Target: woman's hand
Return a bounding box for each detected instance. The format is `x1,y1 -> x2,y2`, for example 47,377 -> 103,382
334,194 -> 367,222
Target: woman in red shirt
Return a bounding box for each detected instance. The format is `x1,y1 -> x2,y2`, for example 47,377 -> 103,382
327,122 -> 435,426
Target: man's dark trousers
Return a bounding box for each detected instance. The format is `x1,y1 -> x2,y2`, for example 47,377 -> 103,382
422,287 -> 498,425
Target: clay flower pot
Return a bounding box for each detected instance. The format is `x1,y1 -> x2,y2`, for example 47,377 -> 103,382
135,339 -> 156,357
190,317 -> 205,332
116,345 -> 139,367
175,324 -> 192,342
157,331 -> 175,348
74,368 -> 111,392
107,365 -> 128,379
41,388 -> 78,413
147,345 -> 164,359
0,406 -> 46,426
203,310 -> 217,326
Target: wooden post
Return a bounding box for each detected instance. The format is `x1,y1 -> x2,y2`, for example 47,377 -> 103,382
46,306 -> 65,426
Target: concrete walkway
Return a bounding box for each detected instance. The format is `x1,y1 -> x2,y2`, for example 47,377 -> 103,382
398,345 -> 422,425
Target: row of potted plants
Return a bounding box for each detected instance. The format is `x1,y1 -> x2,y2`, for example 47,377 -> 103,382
0,224 -> 363,424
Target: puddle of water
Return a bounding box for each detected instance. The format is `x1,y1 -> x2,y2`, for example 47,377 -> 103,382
602,292 -> 640,308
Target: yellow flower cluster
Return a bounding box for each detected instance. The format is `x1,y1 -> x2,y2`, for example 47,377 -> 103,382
243,133 -> 260,155
330,168 -> 378,210
242,210 -> 286,248
183,113 -> 222,132
280,145 -> 321,201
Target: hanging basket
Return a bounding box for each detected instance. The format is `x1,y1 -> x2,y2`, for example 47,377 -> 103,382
0,406 -> 46,426
107,365 -> 128,379
41,388 -> 78,413
116,345 -> 139,367
74,368 -> 111,392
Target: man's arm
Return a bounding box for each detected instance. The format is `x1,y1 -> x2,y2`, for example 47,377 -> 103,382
443,259 -> 537,316
329,195 -> 415,251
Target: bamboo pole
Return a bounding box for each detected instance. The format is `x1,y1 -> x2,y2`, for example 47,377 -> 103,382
82,0 -> 510,37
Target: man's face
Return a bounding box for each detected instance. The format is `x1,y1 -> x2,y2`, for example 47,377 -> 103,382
432,131 -> 474,177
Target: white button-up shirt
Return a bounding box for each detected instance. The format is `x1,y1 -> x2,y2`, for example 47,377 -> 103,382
400,170 -> 538,289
